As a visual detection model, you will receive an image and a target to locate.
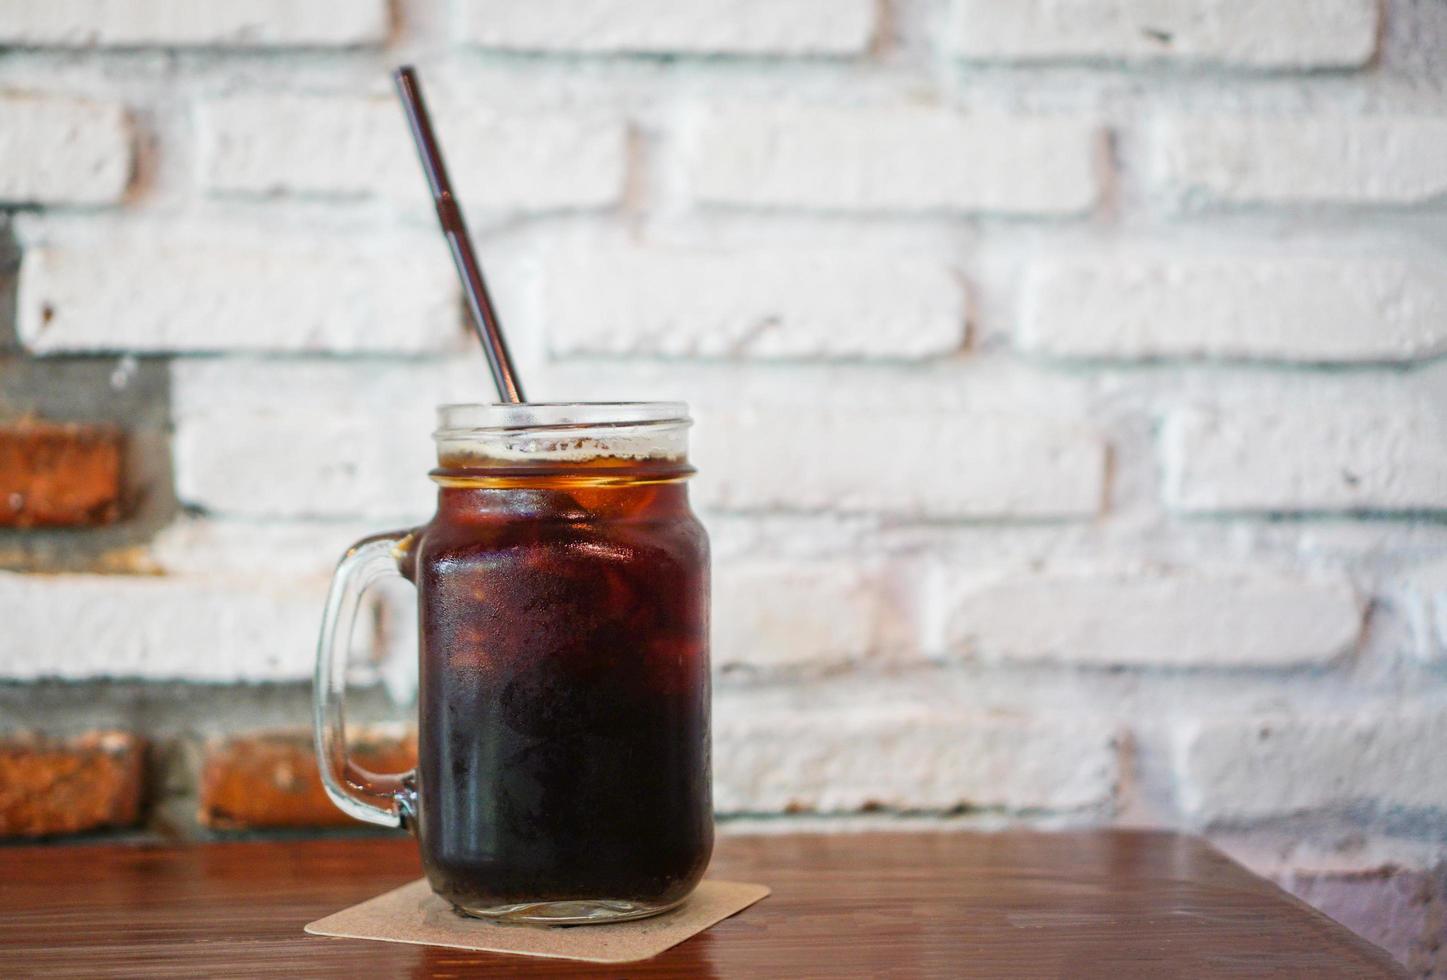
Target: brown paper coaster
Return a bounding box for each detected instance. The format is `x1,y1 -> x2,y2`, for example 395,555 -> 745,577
305,879 -> 770,964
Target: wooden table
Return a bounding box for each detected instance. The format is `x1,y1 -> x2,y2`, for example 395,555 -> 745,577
0,830 -> 1403,978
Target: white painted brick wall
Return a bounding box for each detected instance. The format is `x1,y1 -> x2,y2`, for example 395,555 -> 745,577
0,570 -> 321,683
941,565 -> 1361,669
16,226 -> 463,354
543,246 -> 966,360
696,409 -> 1106,518
171,359 -> 476,520
200,95 -> 626,213
0,0 -> 389,48
714,706 -> 1119,813
947,0 -> 1380,68
146,516 -> 418,698
712,561 -> 905,670
1020,257 -> 1447,363
456,0 -> 876,55
688,106 -> 1100,215
1155,116 -> 1447,208
1163,401 -> 1447,514
1175,709 -> 1447,823
0,93 -> 132,206
1397,558 -> 1447,665
147,517 -> 384,578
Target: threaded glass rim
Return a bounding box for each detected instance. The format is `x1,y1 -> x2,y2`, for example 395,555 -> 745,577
435,402 -> 689,436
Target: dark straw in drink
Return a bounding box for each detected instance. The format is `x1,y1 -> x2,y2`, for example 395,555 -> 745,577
394,65 -> 526,404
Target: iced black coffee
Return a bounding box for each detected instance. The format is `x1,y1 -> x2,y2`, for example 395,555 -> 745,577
315,403 -> 712,923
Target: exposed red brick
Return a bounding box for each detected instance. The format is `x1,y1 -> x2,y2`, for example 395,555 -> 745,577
198,728 -> 416,830
0,420 -> 123,527
0,731 -> 145,838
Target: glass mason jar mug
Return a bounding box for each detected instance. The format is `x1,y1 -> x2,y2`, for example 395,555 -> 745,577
314,403 -> 712,923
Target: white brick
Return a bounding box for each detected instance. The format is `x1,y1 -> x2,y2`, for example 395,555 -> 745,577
1021,257 -> 1447,363
688,105 -> 1099,215
456,0 -> 875,55
171,359 -> 477,521
0,93 -> 131,206
544,247 -> 966,360
148,517 -> 385,578
947,0 -> 1378,68
713,561 -> 900,670
148,517 -> 420,700
943,565 -> 1360,668
0,571 -> 322,682
714,707 -> 1118,813
1397,558 -> 1447,665
0,0 -> 388,47
697,409 -> 1105,519
1174,709 -> 1447,823
1164,402 -> 1447,514
17,228 -> 461,354
200,95 -> 625,212
1156,116 -> 1447,207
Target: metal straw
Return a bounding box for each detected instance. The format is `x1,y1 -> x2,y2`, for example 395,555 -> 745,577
394,65 -> 526,404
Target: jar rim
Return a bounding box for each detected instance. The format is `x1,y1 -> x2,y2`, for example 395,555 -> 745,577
435,402 -> 690,436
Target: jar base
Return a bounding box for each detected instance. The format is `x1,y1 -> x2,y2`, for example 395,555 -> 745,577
451,895 -> 687,925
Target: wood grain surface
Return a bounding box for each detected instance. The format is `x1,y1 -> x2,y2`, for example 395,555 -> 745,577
0,830 -> 1404,978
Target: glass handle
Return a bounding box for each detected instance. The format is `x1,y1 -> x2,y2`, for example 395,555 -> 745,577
313,532 -> 418,829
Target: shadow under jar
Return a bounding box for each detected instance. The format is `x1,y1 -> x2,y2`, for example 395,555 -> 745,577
315,403 -> 712,924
